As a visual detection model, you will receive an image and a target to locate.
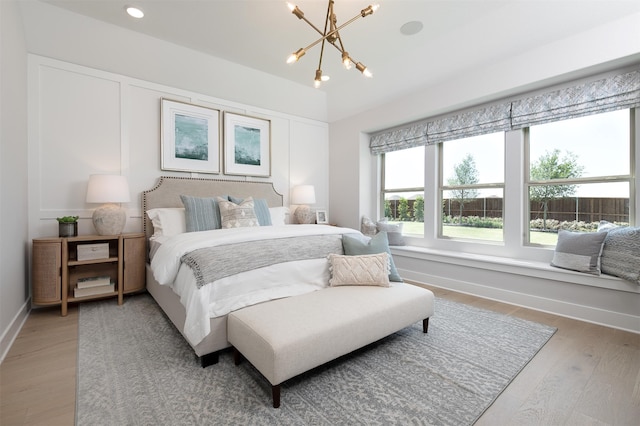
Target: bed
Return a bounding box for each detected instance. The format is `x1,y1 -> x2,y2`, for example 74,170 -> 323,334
142,176 -> 361,366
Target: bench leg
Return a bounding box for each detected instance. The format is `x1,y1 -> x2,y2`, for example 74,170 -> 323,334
200,352 -> 219,368
272,385 -> 281,408
233,347 -> 243,365
423,318 -> 429,333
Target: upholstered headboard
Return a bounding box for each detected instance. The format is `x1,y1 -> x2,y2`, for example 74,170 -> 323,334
142,176 -> 284,240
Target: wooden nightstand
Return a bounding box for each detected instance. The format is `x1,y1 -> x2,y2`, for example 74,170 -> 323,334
32,233 -> 146,316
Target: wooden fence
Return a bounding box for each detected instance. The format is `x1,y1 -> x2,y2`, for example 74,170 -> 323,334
387,197 -> 629,223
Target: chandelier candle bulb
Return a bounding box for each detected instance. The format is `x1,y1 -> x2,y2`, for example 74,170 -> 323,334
356,62 -> 372,77
287,48 -> 306,64
342,51 -> 352,69
287,2 -> 304,19
361,4 -> 380,17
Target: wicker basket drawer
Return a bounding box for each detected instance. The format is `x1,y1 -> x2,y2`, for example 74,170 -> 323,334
32,241 -> 62,304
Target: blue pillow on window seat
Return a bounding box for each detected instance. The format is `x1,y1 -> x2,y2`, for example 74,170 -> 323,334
342,231 -> 403,282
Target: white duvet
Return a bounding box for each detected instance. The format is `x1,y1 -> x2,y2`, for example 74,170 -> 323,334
150,224 -> 359,346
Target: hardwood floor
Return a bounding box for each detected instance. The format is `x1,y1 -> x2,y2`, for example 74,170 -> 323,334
1,306 -> 77,425
1,286 -> 639,425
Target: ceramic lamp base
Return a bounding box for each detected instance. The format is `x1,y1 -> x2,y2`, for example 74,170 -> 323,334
92,203 -> 126,235
294,205 -> 315,224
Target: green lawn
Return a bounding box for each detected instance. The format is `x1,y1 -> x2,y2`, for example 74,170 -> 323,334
392,221 -> 559,245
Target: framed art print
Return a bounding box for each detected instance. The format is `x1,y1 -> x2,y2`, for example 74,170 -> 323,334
223,112 -> 271,177
316,210 -> 328,224
161,98 -> 220,174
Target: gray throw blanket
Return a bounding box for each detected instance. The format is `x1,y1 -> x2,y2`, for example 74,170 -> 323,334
181,234 -> 346,288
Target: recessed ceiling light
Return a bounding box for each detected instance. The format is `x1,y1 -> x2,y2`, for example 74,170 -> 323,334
126,6 -> 144,19
400,21 -> 423,36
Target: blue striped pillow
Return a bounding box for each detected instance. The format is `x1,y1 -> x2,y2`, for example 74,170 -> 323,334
180,194 -> 228,232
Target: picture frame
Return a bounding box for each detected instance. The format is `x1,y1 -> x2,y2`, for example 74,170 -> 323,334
161,98 -> 220,174
316,210 -> 328,224
223,112 -> 271,177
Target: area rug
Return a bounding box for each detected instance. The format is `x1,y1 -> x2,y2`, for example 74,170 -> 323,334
76,293 -> 556,425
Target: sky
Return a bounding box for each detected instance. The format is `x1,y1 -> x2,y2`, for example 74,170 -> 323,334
385,109 -> 630,198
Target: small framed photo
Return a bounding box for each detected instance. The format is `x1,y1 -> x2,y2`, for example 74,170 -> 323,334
161,99 -> 220,174
316,210 -> 328,224
223,112 -> 271,177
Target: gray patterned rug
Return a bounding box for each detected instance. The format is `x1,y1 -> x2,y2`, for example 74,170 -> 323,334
77,292 -> 556,425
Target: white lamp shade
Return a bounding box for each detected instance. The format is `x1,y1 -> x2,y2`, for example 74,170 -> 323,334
291,185 -> 316,205
86,174 -> 130,204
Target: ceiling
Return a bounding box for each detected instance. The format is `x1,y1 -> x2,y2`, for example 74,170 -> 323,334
41,0 -> 640,121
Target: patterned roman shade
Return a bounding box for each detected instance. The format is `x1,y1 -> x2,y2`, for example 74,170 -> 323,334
426,103 -> 512,145
370,69 -> 640,154
511,70 -> 640,129
370,121 -> 428,155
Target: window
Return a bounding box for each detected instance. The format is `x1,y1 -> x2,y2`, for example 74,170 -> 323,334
526,109 -> 632,245
440,132 -> 505,241
382,146 -> 424,235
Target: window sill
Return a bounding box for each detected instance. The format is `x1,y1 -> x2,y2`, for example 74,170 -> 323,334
390,245 -> 639,294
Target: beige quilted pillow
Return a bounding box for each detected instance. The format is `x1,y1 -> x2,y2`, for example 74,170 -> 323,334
216,196 -> 260,228
328,253 -> 390,287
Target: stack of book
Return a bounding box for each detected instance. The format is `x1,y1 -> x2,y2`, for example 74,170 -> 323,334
74,275 -> 114,297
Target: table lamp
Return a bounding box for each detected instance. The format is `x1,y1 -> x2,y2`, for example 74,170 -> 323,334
86,174 -> 130,235
291,185 -> 316,224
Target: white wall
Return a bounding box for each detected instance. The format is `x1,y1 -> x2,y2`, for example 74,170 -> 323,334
1,0 -> 29,361
27,56 -> 330,238
19,1 -> 327,123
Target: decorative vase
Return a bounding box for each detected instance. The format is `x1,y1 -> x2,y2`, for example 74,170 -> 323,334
59,222 -> 78,238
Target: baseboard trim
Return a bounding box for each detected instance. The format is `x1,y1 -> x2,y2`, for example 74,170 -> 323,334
0,298 -> 31,364
402,270 -> 640,334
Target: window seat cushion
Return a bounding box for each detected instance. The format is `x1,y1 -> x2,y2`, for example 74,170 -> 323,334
390,245 -> 639,294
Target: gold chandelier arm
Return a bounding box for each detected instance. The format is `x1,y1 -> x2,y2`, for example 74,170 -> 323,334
317,0 -> 332,71
297,13 -> 325,38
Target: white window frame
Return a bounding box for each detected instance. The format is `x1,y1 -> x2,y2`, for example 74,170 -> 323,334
437,133 -> 506,242
523,109 -> 635,246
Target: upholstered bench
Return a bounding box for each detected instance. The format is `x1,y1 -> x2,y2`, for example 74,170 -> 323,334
227,283 -> 435,408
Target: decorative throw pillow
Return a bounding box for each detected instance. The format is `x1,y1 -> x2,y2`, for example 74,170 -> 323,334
269,206 -> 290,225
328,253 -> 390,287
146,207 -> 186,238
229,196 -> 272,226
376,221 -> 406,246
550,230 -> 607,275
597,220 -> 619,232
600,226 -> 640,284
180,195 -> 227,232
361,216 -> 377,237
217,196 -> 260,228
342,231 -> 403,282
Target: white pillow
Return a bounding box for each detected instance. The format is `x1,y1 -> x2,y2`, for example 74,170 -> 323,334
376,221 -> 406,246
146,208 -> 186,238
269,206 -> 290,225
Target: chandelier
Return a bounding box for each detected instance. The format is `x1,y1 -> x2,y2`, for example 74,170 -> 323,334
286,0 -> 379,88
